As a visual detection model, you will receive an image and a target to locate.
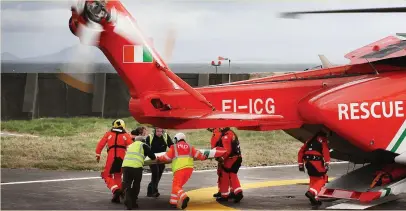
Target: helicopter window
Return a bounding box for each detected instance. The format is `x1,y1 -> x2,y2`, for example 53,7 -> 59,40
361,41 -> 406,59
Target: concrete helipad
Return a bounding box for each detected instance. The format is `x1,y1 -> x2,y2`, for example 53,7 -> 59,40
1,163 -> 405,210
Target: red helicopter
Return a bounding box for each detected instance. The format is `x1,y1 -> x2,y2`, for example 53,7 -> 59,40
68,0 -> 406,208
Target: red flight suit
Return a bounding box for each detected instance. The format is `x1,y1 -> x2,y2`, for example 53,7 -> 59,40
298,133 -> 330,204
214,128 -> 243,202
96,128 -> 132,195
157,140 -> 206,209
210,129 -> 227,195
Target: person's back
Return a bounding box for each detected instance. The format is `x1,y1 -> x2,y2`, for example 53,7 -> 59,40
95,119 -> 132,203
157,133 -> 206,209
298,129 -> 331,206
122,138 -> 156,209
213,127 -> 243,203
97,129 -> 132,162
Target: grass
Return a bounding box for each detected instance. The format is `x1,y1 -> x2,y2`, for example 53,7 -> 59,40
1,117 -> 301,171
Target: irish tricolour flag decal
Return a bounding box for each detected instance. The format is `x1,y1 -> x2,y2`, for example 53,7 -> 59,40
123,45 -> 153,63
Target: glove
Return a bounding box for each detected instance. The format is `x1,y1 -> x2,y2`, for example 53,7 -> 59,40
207,128 -> 214,132
96,155 -> 100,163
298,164 -> 304,172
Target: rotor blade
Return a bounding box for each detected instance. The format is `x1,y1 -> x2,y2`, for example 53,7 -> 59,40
58,21 -> 102,93
280,7 -> 406,18
163,27 -> 177,62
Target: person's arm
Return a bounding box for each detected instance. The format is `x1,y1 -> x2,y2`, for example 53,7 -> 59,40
145,136 -> 151,147
221,132 -> 233,159
192,147 -> 207,161
157,145 -> 174,162
320,137 -> 331,164
143,144 -> 156,160
95,132 -> 109,162
297,142 -> 306,165
125,134 -> 133,146
211,129 -> 222,149
166,135 -> 174,147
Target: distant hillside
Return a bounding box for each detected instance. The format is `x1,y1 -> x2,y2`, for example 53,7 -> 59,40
1,45 -> 322,73
1,52 -> 19,61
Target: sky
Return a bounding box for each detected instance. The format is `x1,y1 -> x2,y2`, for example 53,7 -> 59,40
1,0 -> 406,64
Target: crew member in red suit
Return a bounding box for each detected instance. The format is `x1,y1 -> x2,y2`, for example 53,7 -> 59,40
157,133 -> 207,209
213,127 -> 244,203
96,119 -> 133,203
209,128 -> 234,199
298,129 -> 331,206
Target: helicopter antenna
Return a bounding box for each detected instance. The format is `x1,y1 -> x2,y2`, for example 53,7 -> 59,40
365,58 -> 379,75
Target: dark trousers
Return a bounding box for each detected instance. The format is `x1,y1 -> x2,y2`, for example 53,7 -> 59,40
122,167 -> 143,209
148,164 -> 165,194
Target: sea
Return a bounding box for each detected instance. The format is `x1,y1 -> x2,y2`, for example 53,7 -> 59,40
1,62 -> 321,74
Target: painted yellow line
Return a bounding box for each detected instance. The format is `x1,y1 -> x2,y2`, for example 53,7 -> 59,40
186,178 -> 310,210
186,177 -> 336,210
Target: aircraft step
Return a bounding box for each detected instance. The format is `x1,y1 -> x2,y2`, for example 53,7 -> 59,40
326,195 -> 399,210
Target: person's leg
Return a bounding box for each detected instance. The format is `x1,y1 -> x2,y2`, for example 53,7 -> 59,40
147,164 -> 158,196
213,164 -> 221,197
114,172 -> 123,190
154,164 -> 165,195
170,171 -> 182,208
122,167 -> 133,209
216,170 -> 230,201
130,167 -> 143,209
102,160 -> 120,194
229,173 -> 243,202
177,168 -> 193,210
306,176 -> 322,206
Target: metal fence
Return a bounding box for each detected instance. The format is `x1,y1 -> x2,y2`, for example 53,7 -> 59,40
1,73 -> 250,120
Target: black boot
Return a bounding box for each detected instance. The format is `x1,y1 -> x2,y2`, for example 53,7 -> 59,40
228,192 -> 235,199
147,183 -> 153,197
233,192 -> 243,203
305,191 -> 322,206
111,189 -> 122,203
181,197 -> 190,210
216,197 -> 228,202
213,192 -> 221,198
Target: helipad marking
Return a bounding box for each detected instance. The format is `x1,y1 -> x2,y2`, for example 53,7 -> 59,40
186,178 -> 332,210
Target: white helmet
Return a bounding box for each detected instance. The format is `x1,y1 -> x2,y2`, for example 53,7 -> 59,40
174,133 -> 186,143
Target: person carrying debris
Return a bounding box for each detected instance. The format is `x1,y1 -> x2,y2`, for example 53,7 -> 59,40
156,132 -> 207,209
145,127 -> 174,197
211,127 -> 244,203
298,128 -> 331,206
122,128 -> 156,210
96,119 -> 133,203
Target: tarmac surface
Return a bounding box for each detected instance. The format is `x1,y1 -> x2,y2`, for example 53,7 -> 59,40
1,163 -> 405,210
